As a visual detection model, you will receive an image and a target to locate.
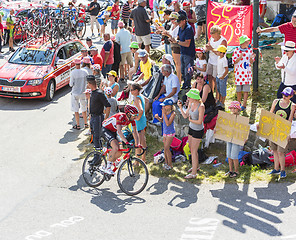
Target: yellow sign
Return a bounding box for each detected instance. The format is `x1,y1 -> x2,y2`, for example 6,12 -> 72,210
215,110 -> 250,146
257,109 -> 291,148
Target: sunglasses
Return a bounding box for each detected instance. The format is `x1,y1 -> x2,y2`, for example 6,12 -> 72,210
130,48 -> 138,50
284,50 -> 293,52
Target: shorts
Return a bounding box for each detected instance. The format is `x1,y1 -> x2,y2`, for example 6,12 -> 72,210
163,133 -> 175,137
207,63 -> 217,78
102,127 -> 119,144
226,142 -> 242,159
269,141 -> 287,153
216,76 -> 228,97
171,43 -> 180,54
195,4 -> 206,24
188,127 -> 204,139
236,84 -> 251,92
197,21 -> 206,26
120,52 -> 133,66
136,34 -> 151,46
111,19 -> 119,30
71,93 -> 87,112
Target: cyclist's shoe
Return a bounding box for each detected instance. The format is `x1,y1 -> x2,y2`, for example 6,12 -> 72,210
104,167 -> 115,175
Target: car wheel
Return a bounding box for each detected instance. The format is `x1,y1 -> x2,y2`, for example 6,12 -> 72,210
44,80 -> 55,101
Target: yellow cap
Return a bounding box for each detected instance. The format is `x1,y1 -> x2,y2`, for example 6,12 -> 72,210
214,45 -> 227,53
106,6 -> 112,11
107,70 -> 117,77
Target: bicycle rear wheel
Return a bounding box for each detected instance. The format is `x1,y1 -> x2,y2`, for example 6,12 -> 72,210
82,151 -> 106,188
117,157 -> 149,196
75,19 -> 86,39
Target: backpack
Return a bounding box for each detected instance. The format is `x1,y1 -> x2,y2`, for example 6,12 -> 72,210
142,65 -> 163,100
271,14 -> 289,27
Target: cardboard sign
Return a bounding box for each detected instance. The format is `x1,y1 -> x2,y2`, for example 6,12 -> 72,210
257,109 -> 291,148
215,111 -> 250,146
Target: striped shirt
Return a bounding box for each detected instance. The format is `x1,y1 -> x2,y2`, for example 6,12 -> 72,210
121,2 -> 131,19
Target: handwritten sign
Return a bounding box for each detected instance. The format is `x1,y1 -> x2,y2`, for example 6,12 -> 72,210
257,109 -> 291,148
215,111 -> 250,146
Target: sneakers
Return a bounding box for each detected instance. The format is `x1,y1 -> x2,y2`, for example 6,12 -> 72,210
268,169 -> 280,175
280,170 -> 286,178
91,33 -> 95,38
104,166 -> 115,175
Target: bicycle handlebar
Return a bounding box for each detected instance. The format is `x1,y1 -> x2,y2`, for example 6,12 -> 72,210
123,144 -> 146,156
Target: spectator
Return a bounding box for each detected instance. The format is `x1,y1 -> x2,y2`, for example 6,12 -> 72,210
151,25 -> 162,49
162,9 -> 173,55
193,47 -> 207,77
111,35 -> 121,75
267,87 -> 296,178
128,42 -> 140,80
122,0 -> 133,27
89,0 -> 101,38
86,37 -> 95,55
69,58 -> 89,130
90,47 -> 103,68
0,14 -> 4,55
191,73 -> 216,113
193,0 -> 206,40
224,101 -> 243,178
170,14 -> 195,89
92,64 -> 101,86
165,0 -> 174,11
107,70 -> 120,98
6,9 -> 15,52
82,57 -> 93,75
153,0 -> 160,18
177,89 -> 205,179
215,45 -> 229,108
183,1 -> 197,36
173,1 -> 187,18
232,35 -> 256,110
131,83 -> 147,162
162,54 -> 175,71
205,25 -> 227,95
100,33 -> 114,78
256,10 -> 296,44
274,41 -> 296,103
153,64 -> 180,123
86,75 -> 111,166
111,0 -> 120,35
258,0 -> 269,28
81,47 -> 94,64
116,21 -> 133,80
155,99 -> 176,170
130,0 -> 152,53
104,87 -> 118,117
136,49 -> 153,88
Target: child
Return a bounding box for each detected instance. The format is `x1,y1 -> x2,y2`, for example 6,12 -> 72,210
155,99 -> 176,170
193,48 -> 207,78
215,45 -> 228,108
225,101 -> 243,178
151,25 -> 162,49
104,87 -> 118,118
267,87 -> 295,178
232,35 -> 256,111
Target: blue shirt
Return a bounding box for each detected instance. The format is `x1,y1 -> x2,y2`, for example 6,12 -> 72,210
115,28 -> 131,54
178,23 -> 195,57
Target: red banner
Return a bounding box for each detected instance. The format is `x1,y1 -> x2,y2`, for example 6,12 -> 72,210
207,2 -> 253,46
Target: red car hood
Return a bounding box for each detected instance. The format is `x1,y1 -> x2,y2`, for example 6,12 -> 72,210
0,63 -> 52,80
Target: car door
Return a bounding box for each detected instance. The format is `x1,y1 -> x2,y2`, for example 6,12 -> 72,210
54,46 -> 72,89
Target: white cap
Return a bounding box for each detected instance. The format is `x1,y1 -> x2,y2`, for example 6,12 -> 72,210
163,54 -> 174,66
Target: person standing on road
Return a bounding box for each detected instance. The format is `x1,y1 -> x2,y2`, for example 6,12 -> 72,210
69,58 -> 89,130
86,75 -> 111,166
89,0 -> 101,38
111,0 -> 121,35
90,47 -> 103,69
130,0 -> 152,53
0,14 -> 4,55
6,9 -> 15,52
100,33 -> 114,78
116,21 -> 133,80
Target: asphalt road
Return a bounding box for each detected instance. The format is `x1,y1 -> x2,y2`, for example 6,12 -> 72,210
1,26 -> 296,240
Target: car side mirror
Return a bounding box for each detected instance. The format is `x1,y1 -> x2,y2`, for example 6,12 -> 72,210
56,59 -> 66,65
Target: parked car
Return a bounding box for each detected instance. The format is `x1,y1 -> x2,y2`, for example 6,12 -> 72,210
0,38 -> 86,101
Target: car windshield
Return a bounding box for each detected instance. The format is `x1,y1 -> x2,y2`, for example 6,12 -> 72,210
9,48 -> 55,65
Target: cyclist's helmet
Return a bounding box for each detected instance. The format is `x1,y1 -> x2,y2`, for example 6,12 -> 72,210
124,105 -> 139,116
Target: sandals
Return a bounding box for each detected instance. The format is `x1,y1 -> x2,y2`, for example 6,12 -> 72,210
73,125 -> 80,130
225,171 -> 233,176
185,173 -> 197,179
84,123 -> 89,128
188,167 -> 200,173
230,172 -> 239,178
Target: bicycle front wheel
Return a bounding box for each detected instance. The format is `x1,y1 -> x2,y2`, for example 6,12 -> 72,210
117,157 -> 149,196
75,20 -> 86,39
82,151 -> 106,188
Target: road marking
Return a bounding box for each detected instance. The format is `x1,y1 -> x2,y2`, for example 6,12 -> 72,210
180,218 -> 219,240
25,216 -> 84,239
281,235 -> 296,239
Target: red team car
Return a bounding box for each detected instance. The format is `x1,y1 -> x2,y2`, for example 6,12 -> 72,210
0,38 -> 86,101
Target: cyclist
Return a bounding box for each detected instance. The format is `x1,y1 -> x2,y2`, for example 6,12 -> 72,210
101,105 -> 140,175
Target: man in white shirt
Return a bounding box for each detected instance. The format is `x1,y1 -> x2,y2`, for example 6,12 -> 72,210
275,41 -> 296,103
69,58 -> 89,129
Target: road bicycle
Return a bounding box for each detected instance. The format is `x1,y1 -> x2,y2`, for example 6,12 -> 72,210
82,139 -> 149,196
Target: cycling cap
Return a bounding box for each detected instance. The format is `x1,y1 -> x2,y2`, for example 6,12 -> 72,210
124,105 -> 139,115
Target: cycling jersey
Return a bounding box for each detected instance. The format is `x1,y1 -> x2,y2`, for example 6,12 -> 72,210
102,113 -> 136,132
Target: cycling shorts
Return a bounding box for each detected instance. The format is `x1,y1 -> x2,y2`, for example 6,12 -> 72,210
102,127 -> 120,145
